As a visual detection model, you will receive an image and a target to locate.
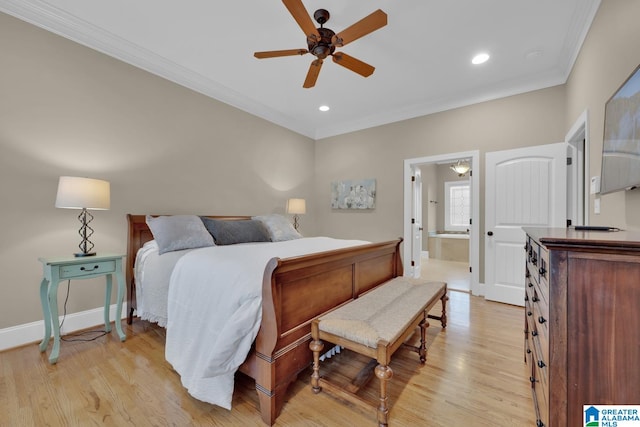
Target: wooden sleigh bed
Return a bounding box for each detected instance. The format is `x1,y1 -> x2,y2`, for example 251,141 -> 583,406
125,214 -> 403,425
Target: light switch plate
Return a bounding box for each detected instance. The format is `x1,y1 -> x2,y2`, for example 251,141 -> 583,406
590,176 -> 601,194
594,198 -> 601,214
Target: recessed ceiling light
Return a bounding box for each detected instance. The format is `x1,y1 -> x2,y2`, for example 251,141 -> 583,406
319,105 -> 330,112
471,53 -> 490,65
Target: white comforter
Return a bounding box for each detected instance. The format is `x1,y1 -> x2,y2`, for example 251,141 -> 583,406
165,237 -> 368,410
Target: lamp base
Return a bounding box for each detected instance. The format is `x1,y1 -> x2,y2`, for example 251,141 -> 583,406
74,252 -> 96,257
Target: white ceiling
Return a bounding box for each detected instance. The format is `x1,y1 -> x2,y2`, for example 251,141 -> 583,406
1,0 -> 601,140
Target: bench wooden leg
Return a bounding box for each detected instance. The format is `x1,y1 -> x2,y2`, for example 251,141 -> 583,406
309,339 -> 324,394
375,364 -> 393,427
418,317 -> 429,363
440,293 -> 448,328
427,288 -> 449,329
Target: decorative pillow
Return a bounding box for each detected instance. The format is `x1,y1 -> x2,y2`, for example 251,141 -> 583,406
145,215 -> 214,255
252,214 -> 302,242
200,218 -> 271,245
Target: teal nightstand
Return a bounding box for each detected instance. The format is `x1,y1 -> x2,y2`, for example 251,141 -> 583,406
38,253 -> 126,363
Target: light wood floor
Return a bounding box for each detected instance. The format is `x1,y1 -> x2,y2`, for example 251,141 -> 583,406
0,292 -> 534,426
421,257 -> 471,292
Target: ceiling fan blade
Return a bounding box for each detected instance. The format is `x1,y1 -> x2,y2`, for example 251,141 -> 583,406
254,49 -> 309,59
303,59 -> 323,88
332,52 -> 375,77
332,9 -> 387,47
282,0 -> 321,41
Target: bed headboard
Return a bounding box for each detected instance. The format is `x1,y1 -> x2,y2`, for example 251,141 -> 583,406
125,214 -> 251,323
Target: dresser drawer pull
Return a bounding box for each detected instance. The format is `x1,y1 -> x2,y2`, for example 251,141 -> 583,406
526,348 -> 532,354
536,420 -> 545,427
532,296 -> 539,302
539,267 -> 546,275
531,255 -> 537,266
526,269 -> 530,278
527,311 -> 532,316
538,316 -> 546,324
528,282 -> 533,288
80,265 -> 100,272
531,330 -> 538,337
537,360 -> 546,368
525,295 -> 529,302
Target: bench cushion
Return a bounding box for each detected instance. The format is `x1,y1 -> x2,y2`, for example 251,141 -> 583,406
318,277 -> 445,348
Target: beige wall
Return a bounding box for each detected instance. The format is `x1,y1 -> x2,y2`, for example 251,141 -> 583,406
421,163 -> 437,251
2,1 -> 639,332
314,86 -> 567,255
0,13 -> 314,329
564,0 -> 640,229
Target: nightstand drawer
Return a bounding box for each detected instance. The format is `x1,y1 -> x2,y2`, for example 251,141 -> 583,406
60,260 -> 116,278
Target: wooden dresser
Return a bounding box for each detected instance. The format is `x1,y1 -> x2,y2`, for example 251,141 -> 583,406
523,227 -> 640,427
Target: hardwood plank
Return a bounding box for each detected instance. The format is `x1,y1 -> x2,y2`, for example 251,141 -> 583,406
0,292 -> 533,426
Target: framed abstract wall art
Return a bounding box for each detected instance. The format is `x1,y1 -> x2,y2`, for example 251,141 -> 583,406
331,178 -> 376,209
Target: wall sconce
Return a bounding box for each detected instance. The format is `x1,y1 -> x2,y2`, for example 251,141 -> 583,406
286,198 -> 306,231
450,160 -> 471,177
55,176 -> 110,257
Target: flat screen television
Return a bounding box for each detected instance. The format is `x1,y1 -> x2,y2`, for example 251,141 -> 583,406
600,64 -> 640,195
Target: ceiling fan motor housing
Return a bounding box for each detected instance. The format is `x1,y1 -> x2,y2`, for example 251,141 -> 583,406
308,27 -> 335,59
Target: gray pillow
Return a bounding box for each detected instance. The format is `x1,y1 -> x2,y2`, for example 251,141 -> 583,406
252,214 -> 302,242
146,215 -> 214,254
201,218 -> 271,245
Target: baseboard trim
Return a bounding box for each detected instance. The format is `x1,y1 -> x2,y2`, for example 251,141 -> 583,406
0,304 -> 127,352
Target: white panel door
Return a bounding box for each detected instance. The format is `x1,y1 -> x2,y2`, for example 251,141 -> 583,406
485,143 -> 566,305
411,166 -> 423,278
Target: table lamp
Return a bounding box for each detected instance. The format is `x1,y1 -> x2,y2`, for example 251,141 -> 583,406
286,198 -> 306,231
55,176 -> 110,257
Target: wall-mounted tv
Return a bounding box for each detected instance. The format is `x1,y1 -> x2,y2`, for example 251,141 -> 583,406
600,64 -> 640,195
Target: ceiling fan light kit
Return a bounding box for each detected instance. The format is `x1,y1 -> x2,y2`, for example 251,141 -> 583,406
254,0 -> 387,88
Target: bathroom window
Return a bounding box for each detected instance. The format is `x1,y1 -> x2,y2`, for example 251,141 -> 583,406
445,181 -> 470,232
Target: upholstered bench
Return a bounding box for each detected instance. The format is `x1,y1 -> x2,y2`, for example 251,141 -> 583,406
310,277 -> 448,426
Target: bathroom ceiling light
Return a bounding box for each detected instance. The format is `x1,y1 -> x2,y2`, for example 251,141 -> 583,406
450,160 -> 471,176
471,53 -> 490,65
319,105 -> 330,112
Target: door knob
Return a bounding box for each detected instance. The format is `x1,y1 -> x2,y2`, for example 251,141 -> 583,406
487,231 -> 494,236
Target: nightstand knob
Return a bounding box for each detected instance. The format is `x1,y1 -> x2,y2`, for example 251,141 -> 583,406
80,265 -> 99,271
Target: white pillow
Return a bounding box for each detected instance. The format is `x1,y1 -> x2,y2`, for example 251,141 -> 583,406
145,215 -> 214,254
252,214 -> 302,242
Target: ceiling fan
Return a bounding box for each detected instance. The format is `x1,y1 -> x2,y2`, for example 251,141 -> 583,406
254,0 -> 387,88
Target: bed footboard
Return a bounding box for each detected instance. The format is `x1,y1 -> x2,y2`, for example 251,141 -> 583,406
239,238 -> 403,425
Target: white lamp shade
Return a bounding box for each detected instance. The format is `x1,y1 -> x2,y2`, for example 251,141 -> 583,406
55,176 -> 111,210
286,198 -> 306,215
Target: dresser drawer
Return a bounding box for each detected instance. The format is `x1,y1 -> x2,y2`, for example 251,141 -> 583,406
532,282 -> 549,334
527,238 -> 541,282
537,246 -> 550,297
60,260 -> 116,279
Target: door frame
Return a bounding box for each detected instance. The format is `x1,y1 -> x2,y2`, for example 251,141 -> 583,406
403,150 -> 480,294
565,109 -> 590,226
